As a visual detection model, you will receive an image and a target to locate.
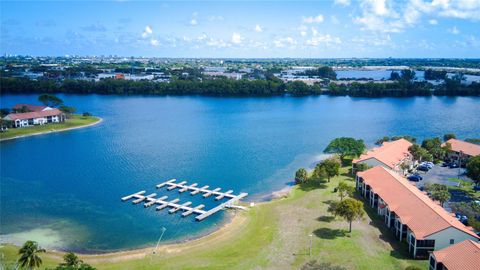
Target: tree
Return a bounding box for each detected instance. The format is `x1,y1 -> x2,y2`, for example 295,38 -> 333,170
319,157 -> 341,182
389,71 -> 400,81
431,188 -> 451,206
337,181 -> 354,201
17,240 -> 46,270
465,138 -> 480,145
355,163 -> 371,172
428,184 -> 451,206
466,156 -> 480,187
324,137 -> 365,164
310,163 -> 327,182
295,168 -> 308,184
0,108 -> 11,117
408,144 -> 433,162
38,94 -> 63,107
422,137 -> 446,162
60,105 -> 76,116
333,198 -> 364,232
443,133 -> 456,142
400,69 -> 416,81
62,252 -> 82,268
375,136 -> 390,146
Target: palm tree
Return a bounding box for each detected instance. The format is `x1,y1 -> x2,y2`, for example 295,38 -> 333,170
17,241 -> 46,270
62,252 -> 83,269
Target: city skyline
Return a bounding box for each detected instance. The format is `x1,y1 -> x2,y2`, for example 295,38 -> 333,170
1,0 -> 480,58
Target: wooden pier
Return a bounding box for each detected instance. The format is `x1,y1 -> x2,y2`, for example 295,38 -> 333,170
121,179 -> 248,221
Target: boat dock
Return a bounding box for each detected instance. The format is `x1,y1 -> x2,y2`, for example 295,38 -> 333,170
121,179 -> 248,221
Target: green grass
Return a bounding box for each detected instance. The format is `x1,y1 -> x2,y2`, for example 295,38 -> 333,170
0,167 -> 428,270
0,115 -> 100,140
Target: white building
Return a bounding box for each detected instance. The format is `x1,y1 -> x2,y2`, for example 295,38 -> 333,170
4,104 -> 65,128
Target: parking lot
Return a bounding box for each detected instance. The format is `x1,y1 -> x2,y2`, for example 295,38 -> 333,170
414,165 -> 474,203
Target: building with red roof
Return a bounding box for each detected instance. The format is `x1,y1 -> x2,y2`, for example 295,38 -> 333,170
353,138 -> 413,175
429,240 -> 480,270
356,166 -> 479,259
442,138 -> 480,166
4,104 -> 65,128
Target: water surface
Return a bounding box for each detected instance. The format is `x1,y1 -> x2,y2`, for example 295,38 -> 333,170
1,94 -> 479,252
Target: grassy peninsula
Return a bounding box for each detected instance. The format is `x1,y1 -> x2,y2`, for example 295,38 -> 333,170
0,114 -> 101,141
0,166 -> 427,270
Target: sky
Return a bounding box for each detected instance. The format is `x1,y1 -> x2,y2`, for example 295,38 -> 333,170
1,0 -> 480,58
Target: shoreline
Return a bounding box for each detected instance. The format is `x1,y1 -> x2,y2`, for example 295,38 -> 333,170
0,193 -> 277,261
0,117 -> 103,142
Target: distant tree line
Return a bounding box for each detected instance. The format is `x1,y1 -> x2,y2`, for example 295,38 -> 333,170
1,73 -> 479,97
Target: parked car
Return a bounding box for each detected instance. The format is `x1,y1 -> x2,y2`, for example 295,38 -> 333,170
421,162 -> 434,169
449,163 -> 459,169
473,186 -> 480,191
408,175 -> 422,182
412,173 -> 423,180
442,162 -> 449,167
417,165 -> 429,172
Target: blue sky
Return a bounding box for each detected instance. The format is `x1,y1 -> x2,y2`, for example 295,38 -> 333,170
1,0 -> 479,58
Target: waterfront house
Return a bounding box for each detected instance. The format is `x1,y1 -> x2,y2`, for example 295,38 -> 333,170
353,138 -> 413,175
356,166 -> 479,259
442,138 -> 480,166
428,240 -> 480,270
4,104 -> 65,128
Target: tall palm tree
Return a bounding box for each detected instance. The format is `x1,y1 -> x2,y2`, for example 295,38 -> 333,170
17,241 -> 46,270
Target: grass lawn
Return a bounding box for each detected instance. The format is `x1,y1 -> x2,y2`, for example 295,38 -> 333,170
0,115 -> 101,140
0,167 -> 427,270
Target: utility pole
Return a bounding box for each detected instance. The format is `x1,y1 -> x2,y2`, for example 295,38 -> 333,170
153,227 -> 167,254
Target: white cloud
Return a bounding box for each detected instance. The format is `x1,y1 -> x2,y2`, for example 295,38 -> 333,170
334,0 -> 351,6
306,34 -> 342,46
353,0 -> 480,33
150,39 -> 159,46
448,26 -> 460,34
231,32 -> 242,44
141,25 -> 153,38
273,37 -> 297,48
302,14 -> 324,24
254,24 -> 263,32
190,19 -> 198,26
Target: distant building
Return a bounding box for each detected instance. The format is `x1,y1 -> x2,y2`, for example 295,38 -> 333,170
356,166 -> 479,259
429,240 -> 480,270
4,104 -> 65,128
442,139 -> 480,165
353,138 -> 413,175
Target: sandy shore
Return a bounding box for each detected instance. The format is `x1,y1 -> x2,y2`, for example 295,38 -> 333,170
39,210 -> 252,264
0,117 -> 103,142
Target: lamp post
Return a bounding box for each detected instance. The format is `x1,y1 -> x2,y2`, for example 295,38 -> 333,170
153,227 -> 167,254
309,234 -> 313,257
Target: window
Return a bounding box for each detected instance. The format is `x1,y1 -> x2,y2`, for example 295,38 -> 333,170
449,239 -> 454,244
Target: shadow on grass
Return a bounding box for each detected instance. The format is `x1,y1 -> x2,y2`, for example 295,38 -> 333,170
299,180 -> 328,191
356,193 -> 416,260
317,215 -> 335,222
313,228 -> 348,239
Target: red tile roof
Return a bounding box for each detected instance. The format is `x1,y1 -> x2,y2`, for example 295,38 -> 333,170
353,139 -> 413,169
4,108 -> 63,121
13,104 -> 49,112
357,166 -> 479,240
432,240 -> 480,270
443,139 -> 480,157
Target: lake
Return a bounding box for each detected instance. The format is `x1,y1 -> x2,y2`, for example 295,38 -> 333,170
1,94 -> 480,252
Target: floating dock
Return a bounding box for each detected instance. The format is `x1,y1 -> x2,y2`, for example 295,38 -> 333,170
121,179 -> 248,221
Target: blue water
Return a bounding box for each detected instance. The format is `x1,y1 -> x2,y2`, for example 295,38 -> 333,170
336,69 -> 480,84
1,94 -> 480,252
